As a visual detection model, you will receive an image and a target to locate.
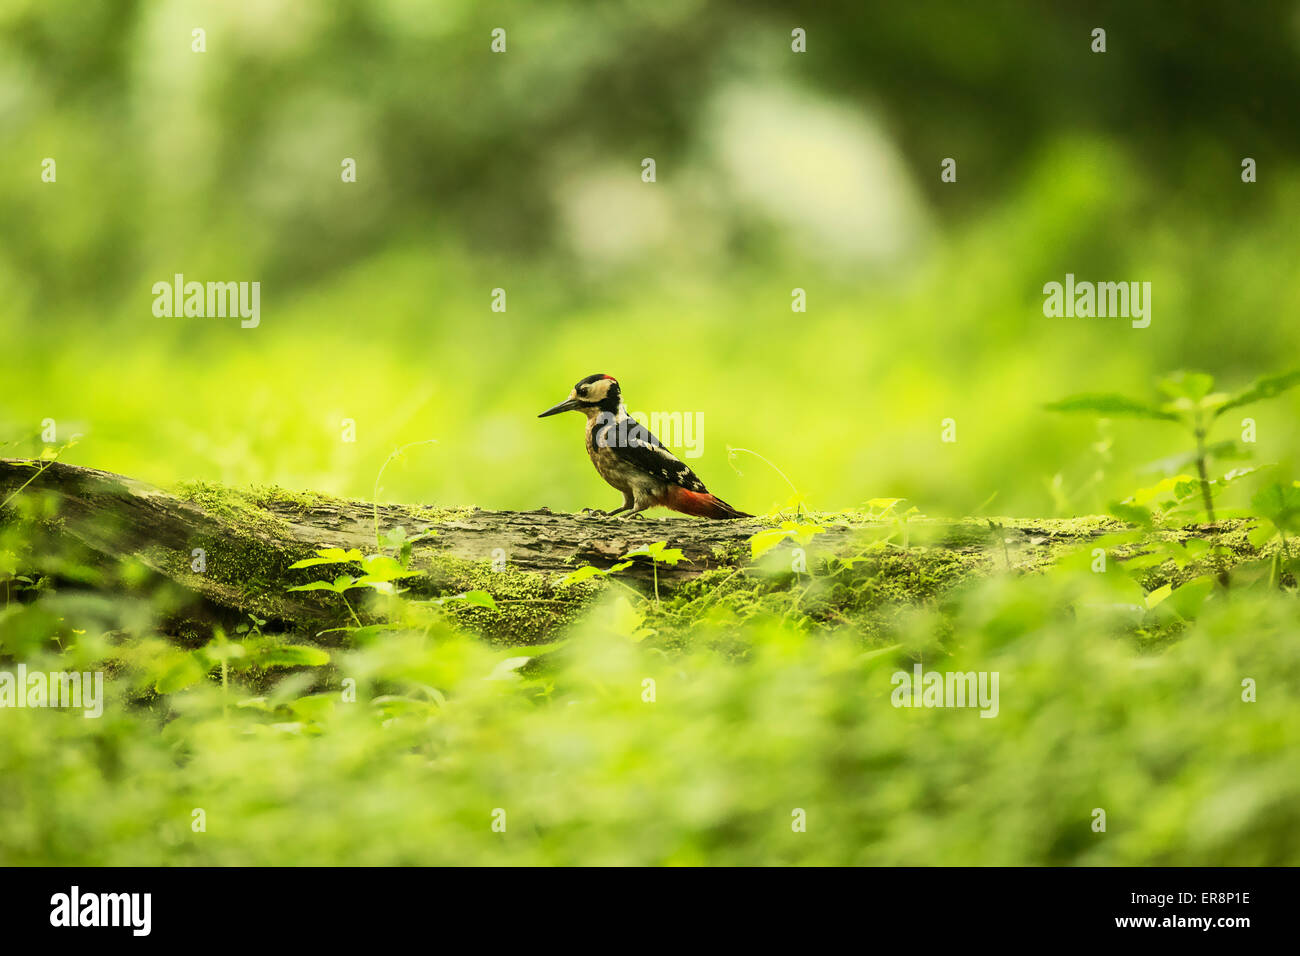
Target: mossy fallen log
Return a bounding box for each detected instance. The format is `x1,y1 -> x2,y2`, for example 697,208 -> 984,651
0,458 -> 1260,644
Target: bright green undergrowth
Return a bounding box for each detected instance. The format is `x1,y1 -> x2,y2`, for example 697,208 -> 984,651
1,488 -> 1298,864
2,412 -> 1298,865
1,573 -> 1297,865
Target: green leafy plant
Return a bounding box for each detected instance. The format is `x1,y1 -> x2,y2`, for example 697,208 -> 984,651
1250,481 -> 1300,589
864,497 -> 920,549
1108,468 -> 1261,528
748,520 -> 826,561
1047,369 -> 1300,522
419,589 -> 498,611
377,524 -> 436,569
622,541 -> 687,604
149,628 -> 331,698
285,522 -> 490,633
559,540 -> 687,606
1083,470 -> 1264,615
287,547 -> 424,627
0,438 -> 78,513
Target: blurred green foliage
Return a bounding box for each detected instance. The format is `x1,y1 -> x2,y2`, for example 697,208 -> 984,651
2,1 -> 1298,516
2,1 -> 1299,866
2,566 -> 1297,865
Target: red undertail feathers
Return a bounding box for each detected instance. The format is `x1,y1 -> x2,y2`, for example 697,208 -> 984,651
666,487 -> 752,519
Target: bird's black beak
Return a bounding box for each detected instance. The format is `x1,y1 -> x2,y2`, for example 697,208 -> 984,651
538,397 -> 582,418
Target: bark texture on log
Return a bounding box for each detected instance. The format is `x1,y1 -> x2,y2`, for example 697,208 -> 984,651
0,458 -> 1248,643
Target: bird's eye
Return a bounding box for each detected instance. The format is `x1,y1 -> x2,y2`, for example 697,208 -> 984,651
576,387 -> 587,397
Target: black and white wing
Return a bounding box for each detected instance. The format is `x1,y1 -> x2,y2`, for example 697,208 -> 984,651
596,417 -> 709,492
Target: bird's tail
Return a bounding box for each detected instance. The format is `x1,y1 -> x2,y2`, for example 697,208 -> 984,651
667,487 -> 752,520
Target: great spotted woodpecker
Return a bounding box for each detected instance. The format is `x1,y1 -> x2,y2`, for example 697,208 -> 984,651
538,374 -> 752,519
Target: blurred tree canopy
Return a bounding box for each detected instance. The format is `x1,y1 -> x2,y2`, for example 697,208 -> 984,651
2,0 -> 1297,515
4,0 -> 1297,307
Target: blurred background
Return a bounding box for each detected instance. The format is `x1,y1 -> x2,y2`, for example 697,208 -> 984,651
3,0 -> 1298,516
4,0 -> 1300,870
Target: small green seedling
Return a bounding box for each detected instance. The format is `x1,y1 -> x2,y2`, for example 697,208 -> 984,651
558,541 -> 688,606
1047,369 -> 1300,522
287,547 -> 424,627
0,437 -> 79,513
149,628 -> 330,698
1250,481 -> 1300,589
748,520 -> 826,561
621,541 -> 687,604
419,590 -> 498,611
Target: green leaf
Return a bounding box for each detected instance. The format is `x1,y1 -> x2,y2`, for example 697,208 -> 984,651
1044,393 -> 1179,421
1144,583 -> 1173,610
154,654 -> 206,694
749,528 -> 791,561
357,553 -> 420,582
287,575 -> 358,594
1140,440 -> 1250,474
484,656 -> 532,681
1247,523 -> 1279,550
370,695 -> 438,721
784,520 -> 826,547
202,641 -> 247,663
1165,575 -> 1218,620
1252,482 -> 1300,534
623,542 -> 688,566
425,589 -> 498,609
288,693 -> 338,720
1216,369 -> 1300,417
1108,501 -> 1153,527
1219,466 -> 1262,486
608,595 -> 653,642
252,644 -> 332,668
1229,557 -> 1276,589
355,578 -> 399,594
1123,551 -> 1169,572
288,547 -> 364,569
1157,371 -> 1216,402
1128,475 -> 1200,508
559,565 -> 606,585
455,590 -> 498,611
